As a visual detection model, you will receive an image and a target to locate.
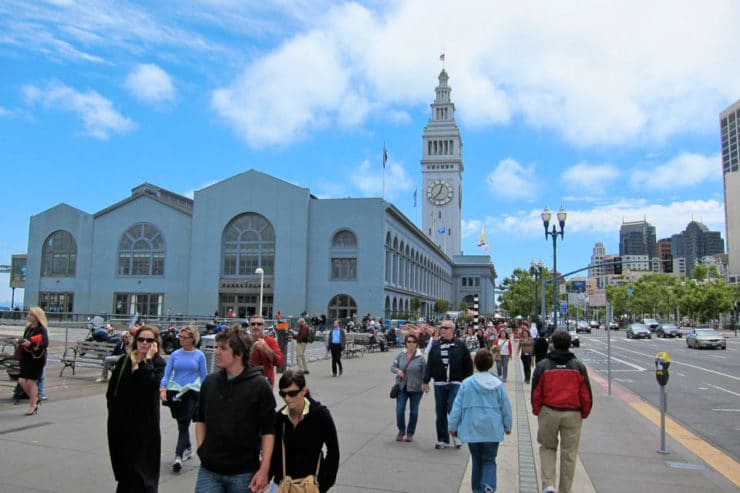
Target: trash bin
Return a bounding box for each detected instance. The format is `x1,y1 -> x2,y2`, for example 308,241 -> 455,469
201,335 -> 217,373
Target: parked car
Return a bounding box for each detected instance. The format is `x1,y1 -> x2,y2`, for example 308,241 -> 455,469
642,318 -> 660,332
626,323 -> 652,339
567,327 -> 581,347
656,323 -> 681,338
686,328 -> 726,349
575,321 -> 591,334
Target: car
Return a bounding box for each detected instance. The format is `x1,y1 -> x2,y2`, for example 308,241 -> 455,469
608,320 -> 620,330
656,323 -> 681,338
642,318 -> 660,332
626,323 -> 652,339
575,321 -> 591,333
686,328 -> 726,349
589,320 -> 600,330
567,328 -> 580,347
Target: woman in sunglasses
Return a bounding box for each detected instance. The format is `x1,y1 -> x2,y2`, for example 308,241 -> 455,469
270,369 -> 340,492
390,333 -> 426,442
106,325 -> 166,493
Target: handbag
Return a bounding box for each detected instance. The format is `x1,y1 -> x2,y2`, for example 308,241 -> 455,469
390,353 -> 412,399
492,344 -> 502,362
277,423 -> 320,493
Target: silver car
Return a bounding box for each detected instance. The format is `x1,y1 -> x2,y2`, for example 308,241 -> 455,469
686,328 -> 726,349
656,323 -> 681,338
626,323 -> 652,339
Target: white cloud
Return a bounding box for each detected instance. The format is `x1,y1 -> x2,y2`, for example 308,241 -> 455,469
22,81 -> 136,139
630,152 -> 721,190
561,162 -> 620,194
124,64 -> 176,104
493,199 -> 725,239
487,158 -> 538,200
349,159 -> 413,200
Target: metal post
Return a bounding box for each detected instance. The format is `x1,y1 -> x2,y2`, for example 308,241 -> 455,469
606,300 -> 612,396
540,273 -> 546,333
658,386 -> 668,454
552,229 -> 559,332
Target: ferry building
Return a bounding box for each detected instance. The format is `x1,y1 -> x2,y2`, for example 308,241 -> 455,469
23,70 -> 497,320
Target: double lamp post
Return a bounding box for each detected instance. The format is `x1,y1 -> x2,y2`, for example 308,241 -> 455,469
541,206 -> 567,333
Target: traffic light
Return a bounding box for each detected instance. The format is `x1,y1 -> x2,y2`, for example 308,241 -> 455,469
614,257 -> 622,275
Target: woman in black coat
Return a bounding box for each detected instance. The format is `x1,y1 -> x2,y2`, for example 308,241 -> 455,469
106,325 -> 166,493
17,306 -> 49,416
271,369 -> 340,493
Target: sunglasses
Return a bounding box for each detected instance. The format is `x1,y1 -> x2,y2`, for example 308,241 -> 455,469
250,322 -> 264,326
278,389 -> 302,398
406,339 -> 418,344
137,337 -> 155,343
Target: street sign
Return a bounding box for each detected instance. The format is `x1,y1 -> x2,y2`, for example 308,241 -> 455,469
572,281 -> 586,293
560,301 -> 568,314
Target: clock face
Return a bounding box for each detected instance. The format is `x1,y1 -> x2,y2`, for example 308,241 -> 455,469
427,179 -> 453,206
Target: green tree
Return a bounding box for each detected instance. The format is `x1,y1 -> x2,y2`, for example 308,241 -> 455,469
498,268 -> 537,319
459,301 -> 469,312
434,298 -> 450,315
410,296 -> 421,315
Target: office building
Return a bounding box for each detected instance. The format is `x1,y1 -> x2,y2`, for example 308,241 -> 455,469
720,100 -> 740,283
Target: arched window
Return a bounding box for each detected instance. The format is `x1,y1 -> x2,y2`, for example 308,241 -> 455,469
328,294 -> 357,320
118,223 -> 165,276
330,229 -> 357,281
222,213 -> 275,276
41,230 -> 76,277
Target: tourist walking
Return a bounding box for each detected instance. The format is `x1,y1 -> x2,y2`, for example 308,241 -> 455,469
493,330 -> 512,382
294,318 -> 311,373
449,349 -> 512,493
326,320 -> 346,377
106,325 -> 166,493
159,325 -> 207,472
390,333 -> 426,442
422,320 -> 473,449
17,307 -> 49,416
531,329 -> 593,493
517,328 -> 534,384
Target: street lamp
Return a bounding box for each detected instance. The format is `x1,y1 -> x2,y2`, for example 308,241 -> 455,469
542,206 -> 567,334
255,267 -> 264,317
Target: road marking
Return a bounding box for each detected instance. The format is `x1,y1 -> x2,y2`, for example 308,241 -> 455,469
586,340 -> 739,381
588,367 -> 740,487
584,348 -> 646,371
712,409 -> 740,412
704,383 -> 740,398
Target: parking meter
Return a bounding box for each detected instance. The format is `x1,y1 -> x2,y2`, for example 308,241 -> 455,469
655,351 -> 671,386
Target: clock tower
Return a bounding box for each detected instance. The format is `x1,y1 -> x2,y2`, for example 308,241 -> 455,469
421,69 -> 463,257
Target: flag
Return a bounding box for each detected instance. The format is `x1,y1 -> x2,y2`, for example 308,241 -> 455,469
439,53 -> 445,61
477,227 -> 490,251
413,188 -> 417,207
383,145 -> 388,169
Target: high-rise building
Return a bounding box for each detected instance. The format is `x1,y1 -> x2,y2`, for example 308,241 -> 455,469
671,221 -> 724,275
619,220 -> 657,258
421,69 -> 463,257
720,100 -> 740,283
657,238 -> 673,273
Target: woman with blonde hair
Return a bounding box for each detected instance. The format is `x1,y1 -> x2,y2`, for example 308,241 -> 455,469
17,307 -> 49,416
107,325 -> 166,492
159,325 -> 207,472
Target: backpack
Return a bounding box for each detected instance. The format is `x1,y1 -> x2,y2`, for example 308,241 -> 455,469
307,327 -> 316,343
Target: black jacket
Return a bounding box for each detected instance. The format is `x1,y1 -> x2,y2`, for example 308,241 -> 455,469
423,337 -> 473,384
271,397 -> 340,492
196,367 -> 276,475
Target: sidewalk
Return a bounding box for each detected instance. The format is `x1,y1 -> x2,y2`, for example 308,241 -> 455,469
0,340 -> 737,492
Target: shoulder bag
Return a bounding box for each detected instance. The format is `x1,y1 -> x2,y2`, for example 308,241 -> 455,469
277,423 -> 321,493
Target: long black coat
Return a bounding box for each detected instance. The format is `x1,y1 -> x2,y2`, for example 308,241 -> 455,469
106,353 -> 166,493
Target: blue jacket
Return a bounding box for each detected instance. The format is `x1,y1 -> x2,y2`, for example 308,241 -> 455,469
448,371 -> 512,443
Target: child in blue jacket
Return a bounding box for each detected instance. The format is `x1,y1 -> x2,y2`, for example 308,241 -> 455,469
449,349 -> 512,493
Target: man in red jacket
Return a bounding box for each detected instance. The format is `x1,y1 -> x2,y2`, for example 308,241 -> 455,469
531,329 -> 592,493
248,316 -> 284,387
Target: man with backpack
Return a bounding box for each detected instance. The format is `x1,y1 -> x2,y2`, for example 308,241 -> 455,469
295,318 -> 311,374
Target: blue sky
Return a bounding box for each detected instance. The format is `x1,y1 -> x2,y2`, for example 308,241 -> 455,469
1,0 -> 738,306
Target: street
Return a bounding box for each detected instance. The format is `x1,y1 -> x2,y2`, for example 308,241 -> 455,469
575,330 -> 740,461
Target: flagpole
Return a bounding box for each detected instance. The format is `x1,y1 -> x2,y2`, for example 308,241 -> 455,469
382,144 -> 387,200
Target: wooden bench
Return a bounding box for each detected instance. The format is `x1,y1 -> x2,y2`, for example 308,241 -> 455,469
59,340 -> 118,376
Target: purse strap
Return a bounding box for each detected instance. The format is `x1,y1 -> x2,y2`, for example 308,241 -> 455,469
282,421 -> 321,480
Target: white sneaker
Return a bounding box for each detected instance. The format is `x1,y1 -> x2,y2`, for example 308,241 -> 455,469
434,441 -> 449,449
182,448 -> 192,461
543,487 -> 556,493
451,436 -> 462,449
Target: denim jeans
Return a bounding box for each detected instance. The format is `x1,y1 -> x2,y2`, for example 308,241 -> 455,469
433,383 -> 460,443
195,466 -> 253,493
468,441 -> 499,493
395,389 -> 423,436
495,355 -> 509,381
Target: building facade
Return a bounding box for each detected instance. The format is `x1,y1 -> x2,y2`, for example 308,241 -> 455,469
670,220 -> 724,276
619,220 -> 657,258
720,100 -> 740,283
24,71 -> 496,320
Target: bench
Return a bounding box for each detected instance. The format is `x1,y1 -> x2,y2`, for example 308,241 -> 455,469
343,343 -> 364,358
59,340 -> 118,376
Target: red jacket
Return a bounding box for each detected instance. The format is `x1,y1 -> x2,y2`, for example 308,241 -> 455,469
250,336 -> 284,387
531,350 -> 592,419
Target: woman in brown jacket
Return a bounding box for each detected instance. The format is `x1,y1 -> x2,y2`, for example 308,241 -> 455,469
517,328 -> 535,384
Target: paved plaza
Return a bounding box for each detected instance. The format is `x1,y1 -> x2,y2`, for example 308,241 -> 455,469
0,326 -> 737,493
